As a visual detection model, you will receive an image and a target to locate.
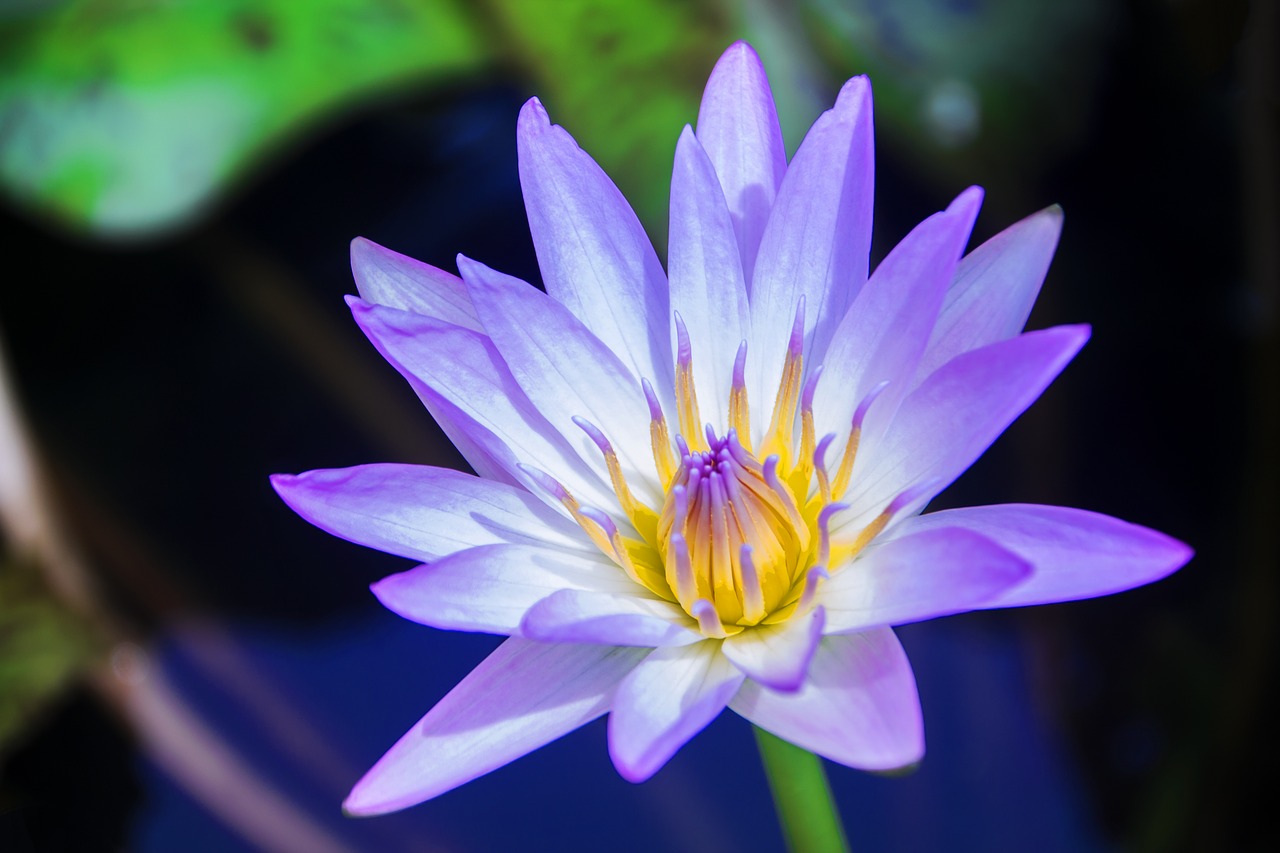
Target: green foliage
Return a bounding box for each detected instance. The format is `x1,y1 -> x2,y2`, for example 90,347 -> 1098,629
0,554 -> 97,752
0,0 -> 490,236
0,0 -> 1109,240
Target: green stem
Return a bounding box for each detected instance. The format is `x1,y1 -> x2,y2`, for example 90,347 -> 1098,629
754,726 -> 851,853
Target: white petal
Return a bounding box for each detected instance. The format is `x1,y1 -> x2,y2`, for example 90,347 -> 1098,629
460,257 -> 662,506
668,126 -> 751,430
695,41 -> 787,288
608,642 -> 745,782
721,606 -> 825,691
372,545 -> 638,635
521,589 -> 702,647
730,629 -> 923,771
821,527 -> 1030,634
271,464 -> 589,563
349,237 -> 479,330
517,98 -> 672,395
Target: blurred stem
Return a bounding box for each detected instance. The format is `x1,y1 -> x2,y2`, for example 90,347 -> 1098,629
754,726 -> 850,853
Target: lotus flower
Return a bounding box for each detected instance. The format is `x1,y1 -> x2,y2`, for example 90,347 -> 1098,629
271,42 -> 1191,815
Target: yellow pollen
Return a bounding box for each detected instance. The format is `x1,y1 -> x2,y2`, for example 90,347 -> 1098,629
575,305 -> 893,636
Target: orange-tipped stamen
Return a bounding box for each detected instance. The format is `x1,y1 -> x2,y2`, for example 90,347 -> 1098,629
762,299 -> 806,461
673,312 -> 705,450
728,341 -> 752,453
832,380 -> 889,499
574,415 -> 658,543
642,377 -> 677,486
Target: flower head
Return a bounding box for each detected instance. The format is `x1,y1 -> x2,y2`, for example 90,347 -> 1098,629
272,42 -> 1191,814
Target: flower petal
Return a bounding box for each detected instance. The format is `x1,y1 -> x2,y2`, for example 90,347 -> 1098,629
914,205 -> 1064,383
348,297 -> 616,511
694,41 -> 786,286
668,126 -> 751,430
730,629 -> 923,771
840,325 -> 1091,532
814,187 -> 983,445
270,464 -> 589,563
516,98 -> 672,394
521,589 -> 703,647
372,545 -> 639,635
345,638 -> 647,814
459,257 -> 661,506
721,606 -> 825,691
884,504 -> 1192,608
749,76 -> 874,413
349,237 -> 480,330
822,527 -> 1031,634
608,642 -> 745,782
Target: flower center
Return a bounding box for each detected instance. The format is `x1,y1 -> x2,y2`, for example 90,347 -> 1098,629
657,428 -> 808,626
536,304 -> 904,638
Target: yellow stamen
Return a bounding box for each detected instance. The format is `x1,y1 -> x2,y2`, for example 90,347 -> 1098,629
673,313 -> 705,450
729,341 -> 752,453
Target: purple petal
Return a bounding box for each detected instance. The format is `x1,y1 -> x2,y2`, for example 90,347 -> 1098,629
270,464 -> 588,563
749,76 -> 874,411
915,205 -> 1064,383
814,187 -> 984,446
345,638 -> 646,814
730,629 -> 923,771
885,504 -> 1192,607
822,527 -> 1031,634
459,257 -> 661,506
694,41 -> 786,286
516,98 -> 672,395
521,589 -> 702,647
608,643 -> 744,782
348,297 -> 616,511
668,126 -> 751,430
721,606 -> 825,691
372,544 -> 638,635
349,237 -> 479,330
840,325 -> 1090,533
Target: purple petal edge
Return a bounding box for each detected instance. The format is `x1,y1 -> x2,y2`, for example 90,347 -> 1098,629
885,504 -> 1193,608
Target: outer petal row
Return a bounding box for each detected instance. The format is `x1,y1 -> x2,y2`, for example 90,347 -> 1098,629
694,40 -> 786,288
748,75 -> 874,416
371,544 -> 643,635
344,639 -> 647,816
668,126 -> 751,431
840,324 -> 1091,533
608,642 -> 745,783
516,98 -> 672,399
914,205 -> 1064,384
884,504 -> 1192,608
822,526 -> 1030,634
459,257 -> 662,507
813,186 -> 983,448
348,298 -> 617,513
270,464 -> 588,563
731,629 -> 923,772
350,237 -> 480,331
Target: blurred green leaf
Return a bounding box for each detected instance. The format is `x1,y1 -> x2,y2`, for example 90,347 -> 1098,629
482,0 -> 730,244
0,554 -> 97,751
0,0 -> 490,237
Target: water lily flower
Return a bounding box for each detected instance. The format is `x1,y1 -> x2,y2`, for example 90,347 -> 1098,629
272,42 -> 1191,816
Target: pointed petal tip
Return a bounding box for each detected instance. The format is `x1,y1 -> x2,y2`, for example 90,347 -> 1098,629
710,40 -> 767,76
518,96 -> 549,126
837,74 -> 872,103
948,185 -> 985,216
